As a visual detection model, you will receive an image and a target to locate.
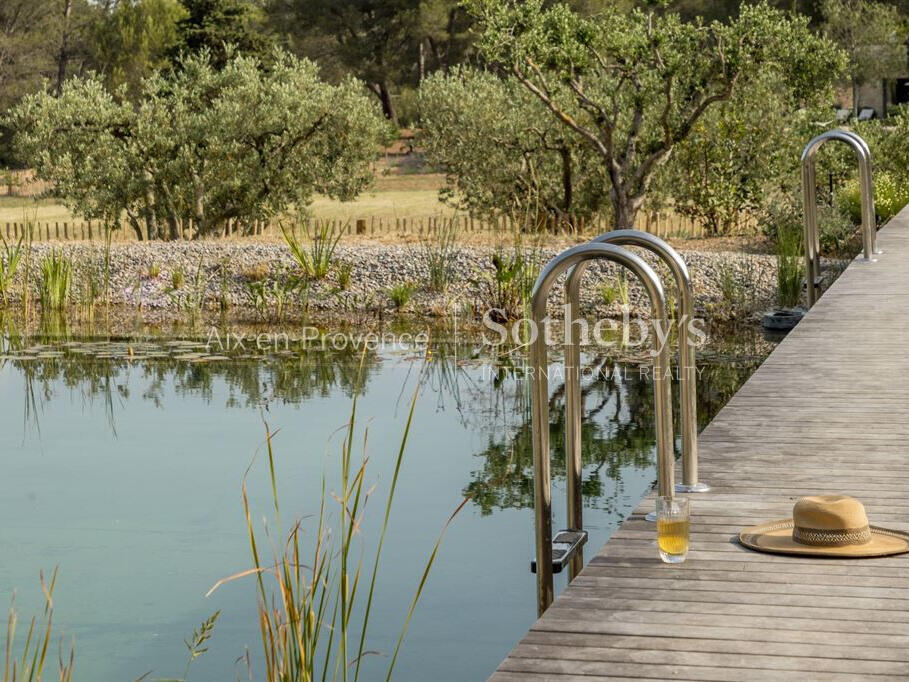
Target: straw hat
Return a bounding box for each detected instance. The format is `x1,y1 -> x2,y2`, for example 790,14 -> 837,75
739,495 -> 909,558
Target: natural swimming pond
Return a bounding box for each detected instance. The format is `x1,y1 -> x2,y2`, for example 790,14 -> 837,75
0,322 -> 775,681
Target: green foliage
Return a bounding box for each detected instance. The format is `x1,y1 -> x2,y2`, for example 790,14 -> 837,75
0,235 -> 24,306
38,252 -> 73,311
654,73 -> 834,236
244,273 -> 301,321
147,261 -> 161,278
273,0 -> 473,123
420,219 -> 459,293
173,0 -> 273,68
171,266 -> 185,290
180,610 -> 220,681
822,0 -> 906,105
418,67 -> 610,219
388,281 -> 417,310
208,367 -> 460,681
282,220 -> 343,281
776,224 -> 804,308
838,171 -> 909,224
482,244 -> 540,321
169,256 -> 210,316
600,273 -> 629,308
7,49 -> 389,240
337,261 -> 353,291
2,569 -> 74,682
91,0 -> 187,98
464,0 -> 847,228
715,255 -> 761,315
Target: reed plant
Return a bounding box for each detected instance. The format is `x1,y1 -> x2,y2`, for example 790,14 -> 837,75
38,253 -> 73,311
599,272 -> 629,308
0,235 -> 23,307
337,262 -> 352,291
776,225 -> 804,309
80,259 -> 103,315
170,257 -> 210,318
3,568 -> 74,682
420,219 -> 459,293
209,355 -> 463,682
482,241 -> 541,321
21,211 -> 35,318
282,220 -> 343,281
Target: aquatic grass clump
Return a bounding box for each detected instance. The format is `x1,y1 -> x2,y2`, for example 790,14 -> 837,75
387,282 -> 416,310
776,225 -> 804,309
0,235 -> 23,306
282,219 -> 343,281
482,241 -> 541,321
209,355 -> 463,682
38,252 -> 73,311
3,568 -> 74,682
421,219 -> 459,293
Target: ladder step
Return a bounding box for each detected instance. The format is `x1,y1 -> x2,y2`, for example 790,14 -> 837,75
530,529 -> 588,574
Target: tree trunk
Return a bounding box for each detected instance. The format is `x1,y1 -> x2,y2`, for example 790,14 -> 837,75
166,214 -> 180,241
560,146 -> 573,214
612,192 -> 644,230
143,173 -> 158,240
852,78 -> 859,117
127,215 -> 144,241
376,81 -> 398,126
418,41 -> 426,83
55,0 -> 72,96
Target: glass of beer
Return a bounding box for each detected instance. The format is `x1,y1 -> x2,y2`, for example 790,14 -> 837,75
656,496 -> 690,564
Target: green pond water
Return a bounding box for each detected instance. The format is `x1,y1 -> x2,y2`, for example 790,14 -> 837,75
0,322 -> 775,681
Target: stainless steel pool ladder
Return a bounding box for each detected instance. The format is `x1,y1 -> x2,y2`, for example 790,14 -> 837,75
565,230 -> 707,504
528,242 -> 675,616
802,130 -> 879,307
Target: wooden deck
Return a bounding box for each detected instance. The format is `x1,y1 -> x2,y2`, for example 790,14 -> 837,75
491,207 -> 909,681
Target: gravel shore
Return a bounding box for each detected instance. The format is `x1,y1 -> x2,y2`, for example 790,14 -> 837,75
7,242 -> 803,323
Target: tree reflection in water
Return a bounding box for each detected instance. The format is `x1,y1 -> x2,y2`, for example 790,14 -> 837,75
0,314 -> 772,514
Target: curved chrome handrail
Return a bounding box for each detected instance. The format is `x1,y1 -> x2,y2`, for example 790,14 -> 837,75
529,242 -> 673,615
563,233 -> 705,575
840,130 -> 879,256
801,130 -> 877,307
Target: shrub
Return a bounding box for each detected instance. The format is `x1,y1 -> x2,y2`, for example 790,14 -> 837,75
838,171 -> 909,225
762,199 -> 857,259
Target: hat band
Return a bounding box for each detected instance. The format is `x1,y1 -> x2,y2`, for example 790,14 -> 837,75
792,524 -> 872,547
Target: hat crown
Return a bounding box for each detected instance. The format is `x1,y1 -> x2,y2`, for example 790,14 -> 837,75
792,495 -> 871,547
793,495 -> 868,530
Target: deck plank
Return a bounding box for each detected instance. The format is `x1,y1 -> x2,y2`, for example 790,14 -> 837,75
490,207 -> 909,679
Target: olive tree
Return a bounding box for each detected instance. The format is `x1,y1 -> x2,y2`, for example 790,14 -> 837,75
464,0 -> 847,229
7,49 -> 389,239
652,73 -> 836,236
418,66 -> 610,220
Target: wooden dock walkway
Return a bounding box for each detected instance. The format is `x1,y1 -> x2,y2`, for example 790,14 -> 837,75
491,207 -> 909,680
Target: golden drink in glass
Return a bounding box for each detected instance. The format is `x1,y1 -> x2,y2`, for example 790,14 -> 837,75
656,496 -> 690,563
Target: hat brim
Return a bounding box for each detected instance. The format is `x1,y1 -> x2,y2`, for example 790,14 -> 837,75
739,520 -> 909,558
